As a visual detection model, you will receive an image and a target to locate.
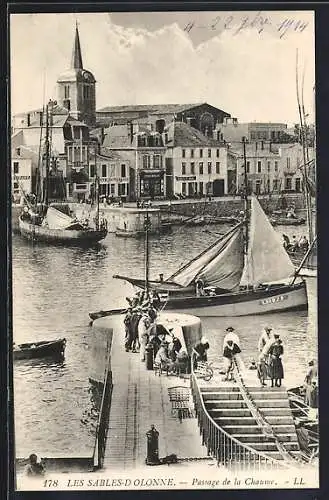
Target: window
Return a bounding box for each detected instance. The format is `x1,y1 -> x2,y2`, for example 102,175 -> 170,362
90,164 -> 96,177
286,157 -> 291,169
153,155 -> 161,168
216,149 -> 220,158
182,149 -> 186,158
216,162 -> 220,174
250,131 -> 257,140
143,155 -> 150,169
267,161 -> 271,171
182,182 -> 186,195
285,177 -> 292,190
274,161 -> 278,172
208,149 -> 211,158
273,179 -> 279,191
182,163 -> 186,175
121,164 -> 126,178
13,161 -> 19,174
199,182 -> 203,195
64,85 -> 70,99
255,180 -> 261,194
102,164 -> 107,178
199,149 -> 203,158
190,149 -> 194,158
83,85 -> 90,99
295,178 -> 301,192
208,162 -> 212,174
190,162 -> 195,175
13,181 -> 19,189
199,162 -> 203,175
246,161 -> 250,173
257,161 -> 262,173
16,148 -> 20,156
110,184 -> 115,194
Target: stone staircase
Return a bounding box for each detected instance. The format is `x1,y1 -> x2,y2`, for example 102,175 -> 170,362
200,385 -> 300,461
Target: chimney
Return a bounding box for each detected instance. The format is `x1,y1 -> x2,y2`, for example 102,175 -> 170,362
27,113 -> 31,127
39,111 -> 43,126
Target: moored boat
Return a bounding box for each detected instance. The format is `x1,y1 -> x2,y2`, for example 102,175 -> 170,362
13,338 -> 66,360
114,195 -> 307,317
270,216 -> 306,226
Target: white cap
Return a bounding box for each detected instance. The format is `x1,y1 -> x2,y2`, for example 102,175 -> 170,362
201,336 -> 209,344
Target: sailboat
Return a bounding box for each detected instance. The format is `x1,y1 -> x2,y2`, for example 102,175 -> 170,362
114,195 -> 307,317
18,100 -> 108,245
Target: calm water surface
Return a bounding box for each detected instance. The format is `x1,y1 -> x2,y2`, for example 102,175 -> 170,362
12,222 -> 316,457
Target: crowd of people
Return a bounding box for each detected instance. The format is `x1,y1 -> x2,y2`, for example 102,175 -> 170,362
282,233 -> 309,252
123,290 -> 189,375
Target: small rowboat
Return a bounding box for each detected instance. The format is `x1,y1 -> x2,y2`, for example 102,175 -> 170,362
13,338 -> 66,360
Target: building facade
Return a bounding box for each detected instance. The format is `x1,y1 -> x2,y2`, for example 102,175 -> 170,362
217,118 -> 289,144
164,121 -> 229,198
231,142 -> 315,195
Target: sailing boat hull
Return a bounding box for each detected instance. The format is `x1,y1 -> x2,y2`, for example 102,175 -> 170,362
162,282 -> 307,317
19,217 -> 107,245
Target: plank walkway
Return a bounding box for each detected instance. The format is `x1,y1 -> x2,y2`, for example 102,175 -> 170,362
99,316 -> 209,470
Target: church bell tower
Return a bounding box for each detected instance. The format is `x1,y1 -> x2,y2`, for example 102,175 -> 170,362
57,23 -> 96,126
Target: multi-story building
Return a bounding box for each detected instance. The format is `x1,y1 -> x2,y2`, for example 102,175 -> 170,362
101,123 -> 166,200
11,143 -> 39,202
216,118 -> 289,144
231,141 -> 315,195
97,103 -> 231,138
164,121 -> 229,198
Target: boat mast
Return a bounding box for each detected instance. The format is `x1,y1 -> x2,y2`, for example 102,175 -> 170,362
95,143 -> 100,230
296,50 -> 313,244
144,206 -> 151,296
242,136 -> 249,255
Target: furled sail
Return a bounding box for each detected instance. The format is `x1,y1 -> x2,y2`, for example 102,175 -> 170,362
301,237 -> 317,271
44,206 -> 77,230
240,196 -> 296,286
170,224 -> 244,288
196,227 -> 245,290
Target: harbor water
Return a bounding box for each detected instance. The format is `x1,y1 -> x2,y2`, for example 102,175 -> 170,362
12,222 -> 316,458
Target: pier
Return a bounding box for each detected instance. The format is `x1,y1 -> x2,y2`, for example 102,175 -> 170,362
93,314 -> 210,470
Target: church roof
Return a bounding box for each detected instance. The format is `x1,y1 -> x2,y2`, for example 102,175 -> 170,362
97,103 -> 204,115
71,23 -> 83,70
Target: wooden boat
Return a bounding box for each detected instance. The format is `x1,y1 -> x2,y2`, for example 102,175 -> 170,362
114,196 -> 307,317
17,100 -> 108,246
270,216 -> 306,226
13,338 -> 66,360
19,209 -> 107,245
184,215 -> 239,226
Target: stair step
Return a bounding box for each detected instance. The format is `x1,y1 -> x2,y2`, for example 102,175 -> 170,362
257,408 -> 294,417
204,398 -> 289,407
207,407 -> 293,417
207,408 -> 253,417
213,416 -> 294,426
221,424 -> 296,434
232,433 -> 298,443
205,399 -> 248,409
245,441 -> 300,452
202,392 -> 243,401
200,386 -> 240,393
260,451 -> 300,461
249,391 -> 287,400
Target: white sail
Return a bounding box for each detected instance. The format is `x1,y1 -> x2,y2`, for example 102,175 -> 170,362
240,196 -> 296,287
196,227 -> 245,290
44,206 -> 76,230
171,225 -> 244,288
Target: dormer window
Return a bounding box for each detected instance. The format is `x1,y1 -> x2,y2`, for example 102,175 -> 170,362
16,148 -> 20,156
64,85 -> 70,99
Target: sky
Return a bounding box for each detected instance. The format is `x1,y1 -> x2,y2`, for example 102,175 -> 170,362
10,11 -> 315,125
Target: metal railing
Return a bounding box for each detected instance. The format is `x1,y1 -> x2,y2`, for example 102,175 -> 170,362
190,358 -> 285,471
92,361 -> 113,469
231,357 -> 299,465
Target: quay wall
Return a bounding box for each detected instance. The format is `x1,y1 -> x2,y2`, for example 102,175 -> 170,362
157,193 -> 306,218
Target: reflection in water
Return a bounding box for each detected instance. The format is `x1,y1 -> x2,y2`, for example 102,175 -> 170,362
12,223 -> 316,457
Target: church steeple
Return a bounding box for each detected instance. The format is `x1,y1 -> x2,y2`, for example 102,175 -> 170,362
71,22 -> 83,70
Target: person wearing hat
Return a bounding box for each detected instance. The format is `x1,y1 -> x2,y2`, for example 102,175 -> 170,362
268,335 -> 284,387
258,327 -> 274,353
223,327 -> 240,349
223,337 -> 241,381
124,307 -> 133,352
138,312 -> 151,362
154,340 -> 173,372
304,360 -> 318,386
168,333 -> 182,362
193,337 -> 210,369
24,453 -> 45,477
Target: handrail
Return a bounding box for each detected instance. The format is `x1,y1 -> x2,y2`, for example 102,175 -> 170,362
190,356 -> 285,470
232,357 -> 299,465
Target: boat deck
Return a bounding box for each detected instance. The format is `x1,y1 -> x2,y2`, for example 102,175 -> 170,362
95,316 -> 210,471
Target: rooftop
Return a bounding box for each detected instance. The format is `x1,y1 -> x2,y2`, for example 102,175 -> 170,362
97,103 -> 203,114
166,121 -> 222,148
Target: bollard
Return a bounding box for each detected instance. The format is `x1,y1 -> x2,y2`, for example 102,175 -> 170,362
145,425 -> 160,465
145,342 -> 154,370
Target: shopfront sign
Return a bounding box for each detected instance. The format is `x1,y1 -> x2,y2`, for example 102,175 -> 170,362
140,170 -> 164,179
175,176 -> 196,181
